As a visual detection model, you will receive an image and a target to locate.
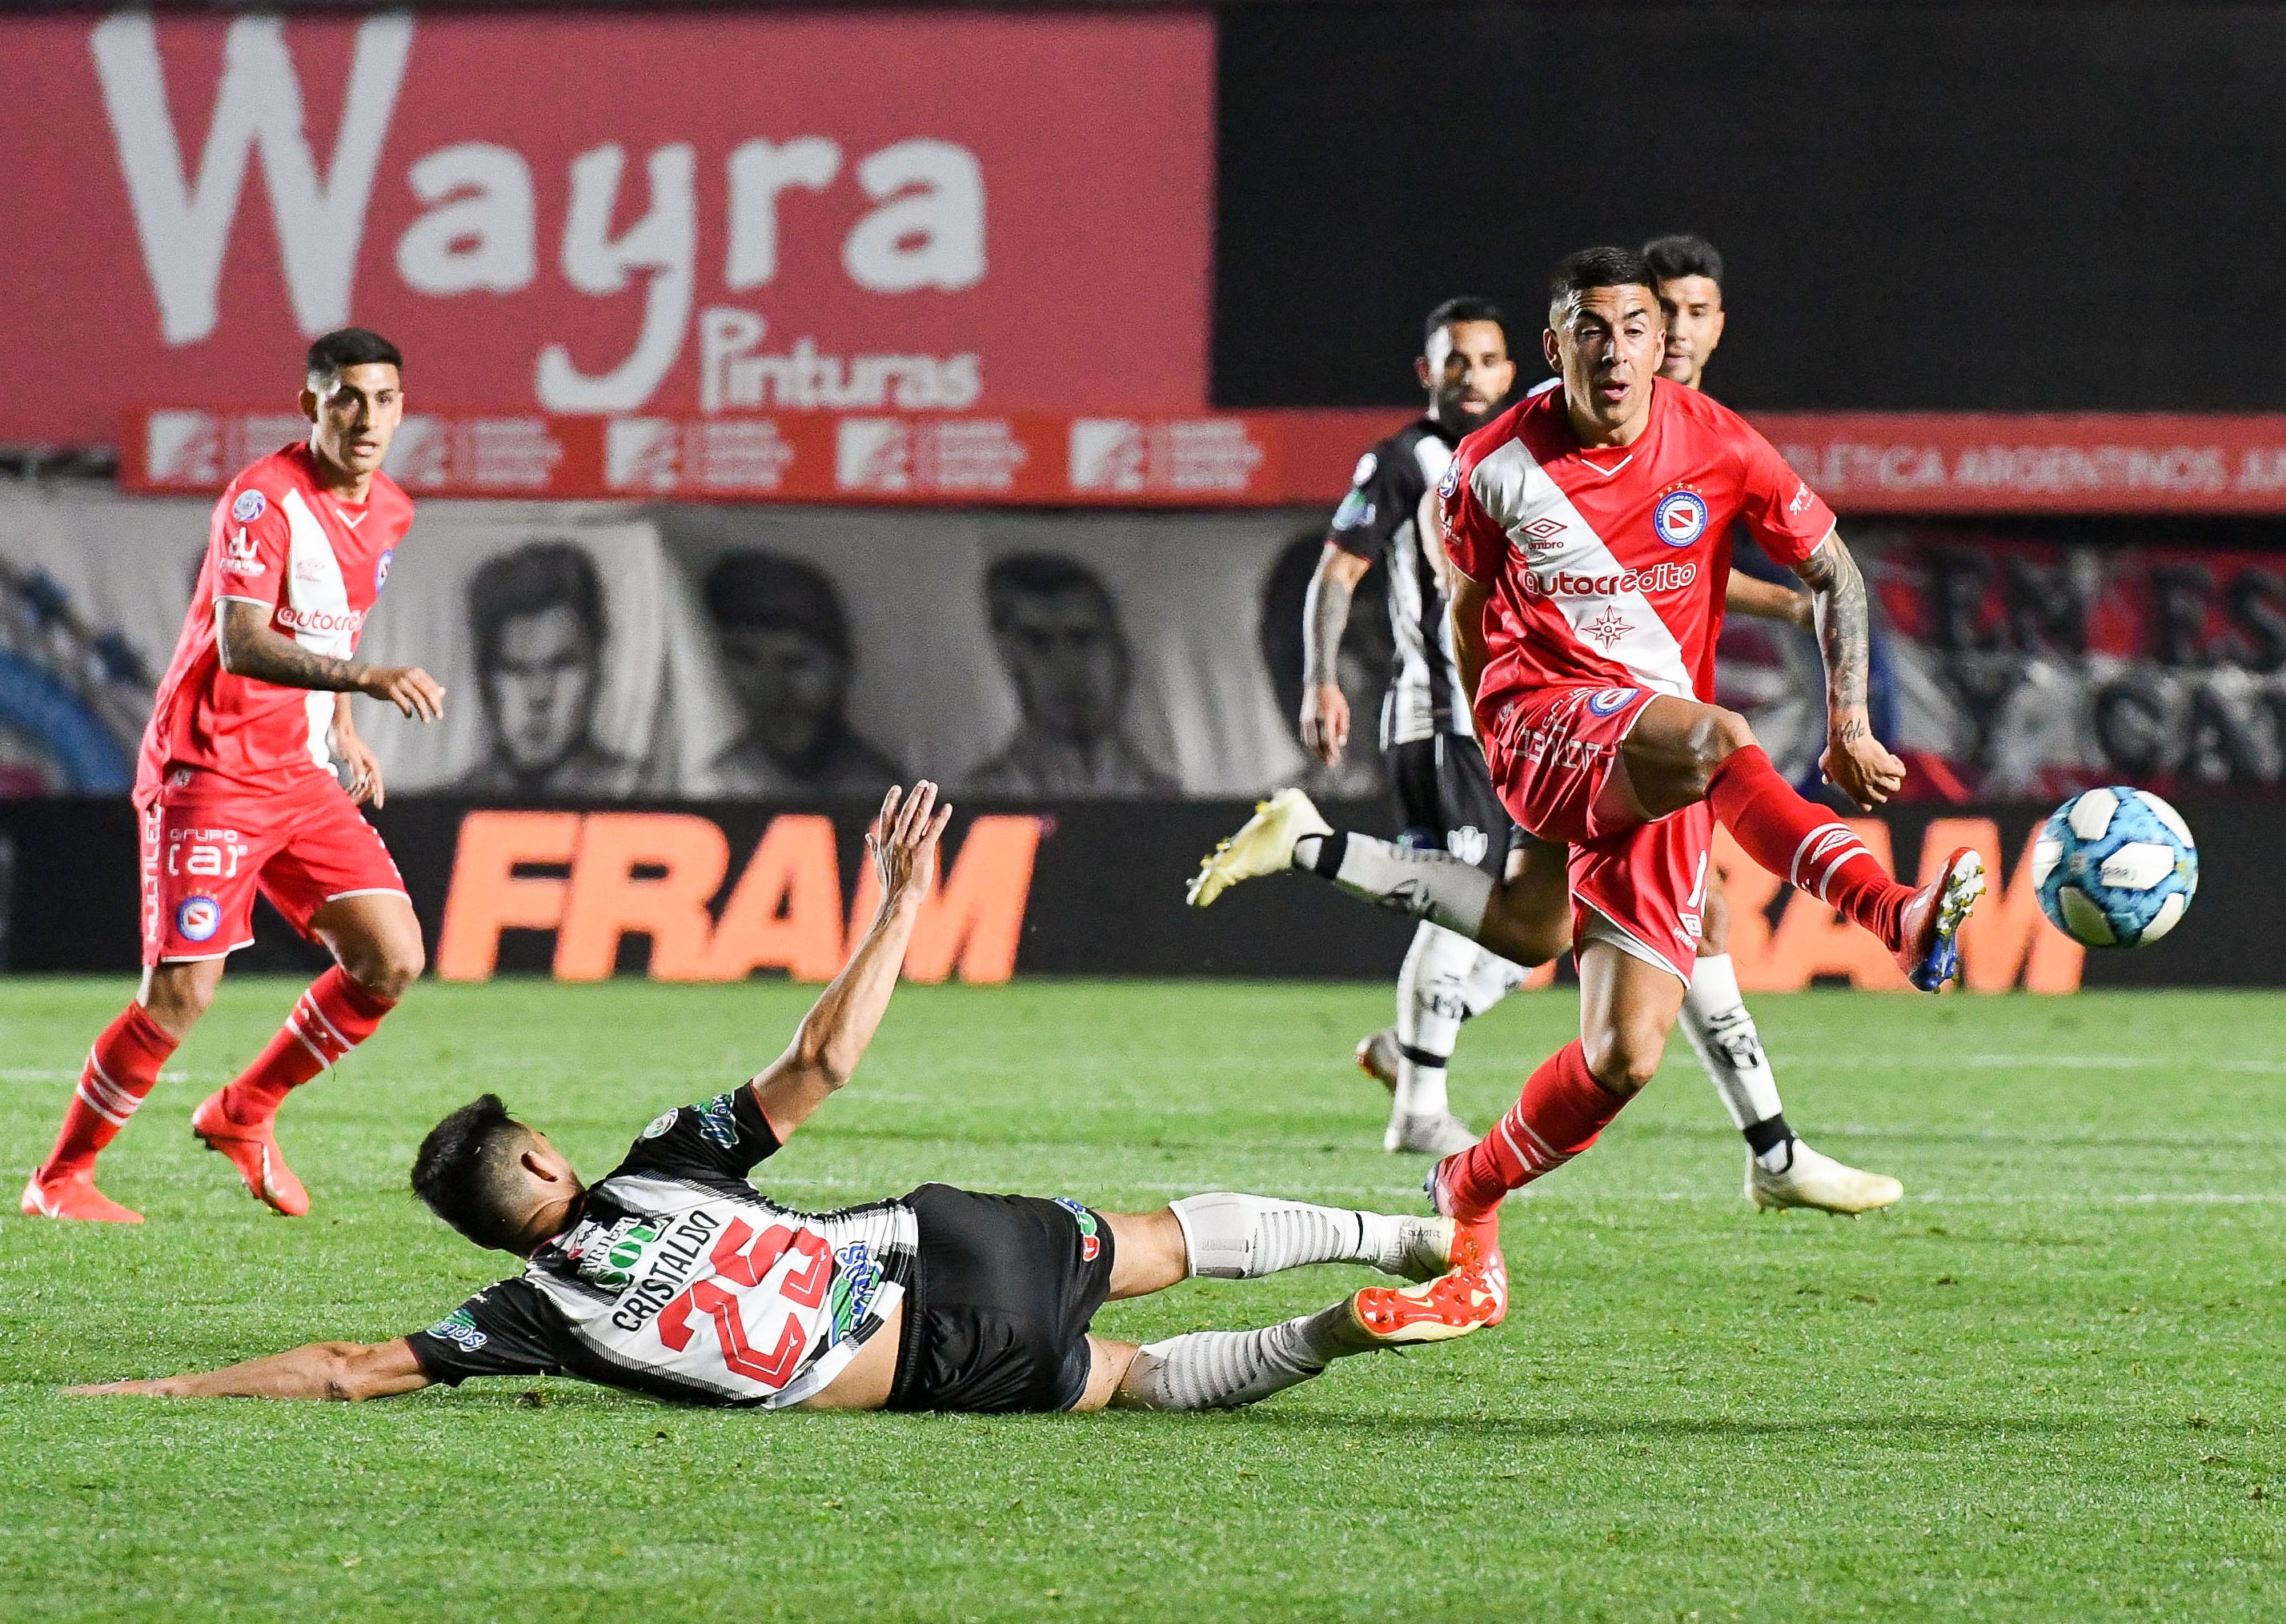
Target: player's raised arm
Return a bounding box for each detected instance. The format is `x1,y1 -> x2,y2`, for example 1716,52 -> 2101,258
215,599 -> 447,721
1791,534 -> 1906,809
749,781 -> 952,1138
65,1337 -> 431,1403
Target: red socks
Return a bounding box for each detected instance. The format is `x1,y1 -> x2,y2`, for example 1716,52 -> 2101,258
39,1004 -> 179,1179
1445,1041 -> 1626,1220
215,966 -> 396,1128
1706,745 -> 1913,948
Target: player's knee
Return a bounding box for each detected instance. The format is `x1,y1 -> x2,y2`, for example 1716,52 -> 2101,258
346,934 -> 423,1000
1679,707 -> 1756,800
1579,1021 -> 1664,1097
138,966 -> 216,1034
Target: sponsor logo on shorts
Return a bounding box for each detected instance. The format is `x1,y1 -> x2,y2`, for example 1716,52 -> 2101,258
231,489 -> 267,523
1653,487 -> 1708,547
175,895 -> 222,942
1522,560 -> 1697,599
375,547 -> 394,591
1446,824 -> 1490,866
1052,1196 -> 1103,1262
1587,687 -> 1640,716
426,1307 -> 488,1353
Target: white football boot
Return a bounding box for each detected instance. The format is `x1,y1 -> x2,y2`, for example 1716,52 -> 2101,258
1185,788 -> 1331,907
1355,1030 -> 1476,1154
1748,1139 -> 1903,1215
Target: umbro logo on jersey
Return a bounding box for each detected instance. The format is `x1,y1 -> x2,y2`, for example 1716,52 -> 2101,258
1513,514 -> 1567,555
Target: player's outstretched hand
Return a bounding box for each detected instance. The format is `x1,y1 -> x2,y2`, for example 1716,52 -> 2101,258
868,781 -> 953,908
358,664 -> 446,723
1300,681 -> 1350,766
1820,717 -> 1907,810
339,733 -> 386,807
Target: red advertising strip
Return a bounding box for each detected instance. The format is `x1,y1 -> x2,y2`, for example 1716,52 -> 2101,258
123,407 -> 2286,515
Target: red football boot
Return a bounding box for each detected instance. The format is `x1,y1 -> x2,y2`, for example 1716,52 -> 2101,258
21,1168 -> 143,1224
1348,1251 -> 1510,1345
190,1093 -> 311,1217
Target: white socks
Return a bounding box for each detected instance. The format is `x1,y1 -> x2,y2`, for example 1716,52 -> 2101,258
1460,945 -> 1526,1017
1679,952 -> 1791,1166
1169,1193 -> 1405,1279
1119,1301 -> 1362,1411
1393,924 -> 1478,1121
1290,831 -> 1494,938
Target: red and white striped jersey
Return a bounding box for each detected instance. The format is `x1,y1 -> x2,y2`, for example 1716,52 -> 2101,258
1439,377 -> 1835,725
136,444 -> 412,804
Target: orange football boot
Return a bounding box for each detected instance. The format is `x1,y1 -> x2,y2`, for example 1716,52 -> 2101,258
190,1093 -> 310,1217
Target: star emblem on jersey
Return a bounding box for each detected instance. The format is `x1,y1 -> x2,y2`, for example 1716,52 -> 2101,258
1583,608 -> 1634,650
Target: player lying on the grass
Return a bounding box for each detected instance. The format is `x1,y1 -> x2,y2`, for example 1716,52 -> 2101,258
1192,247 -> 1985,1239
68,784 -> 1505,1416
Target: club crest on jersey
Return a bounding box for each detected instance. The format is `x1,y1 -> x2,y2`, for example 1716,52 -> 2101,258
1587,687 -> 1640,716
1653,487 -> 1708,547
375,548 -> 395,591
176,895 -> 222,941
231,489 -> 267,523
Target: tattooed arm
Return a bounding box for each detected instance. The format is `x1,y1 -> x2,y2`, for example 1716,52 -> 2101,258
215,599 -> 447,721
1300,545 -> 1371,765
1791,534 -> 1905,809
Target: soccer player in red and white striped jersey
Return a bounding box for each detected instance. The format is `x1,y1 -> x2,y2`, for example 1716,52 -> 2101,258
1191,247 -> 1985,1247
23,330 -> 445,1224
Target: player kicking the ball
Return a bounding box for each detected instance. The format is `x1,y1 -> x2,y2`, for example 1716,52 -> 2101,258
1314,292 -> 1896,1211
23,329 -> 443,1224
69,785 -> 1504,1414
1191,247 -> 1983,1229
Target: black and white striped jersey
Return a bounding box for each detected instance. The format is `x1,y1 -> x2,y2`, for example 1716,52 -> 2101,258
405,1086 -> 916,1409
1328,416 -> 1470,747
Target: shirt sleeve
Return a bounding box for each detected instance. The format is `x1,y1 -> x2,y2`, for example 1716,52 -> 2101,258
208,480 -> 293,608
1438,455 -> 1506,585
1325,442 -> 1418,561
1733,429 -> 1838,569
609,1086 -> 783,1185
403,1277 -> 565,1386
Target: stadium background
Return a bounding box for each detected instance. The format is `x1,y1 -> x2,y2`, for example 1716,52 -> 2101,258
1,1 -> 2280,990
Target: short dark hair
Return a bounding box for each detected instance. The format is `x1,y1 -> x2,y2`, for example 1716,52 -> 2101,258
306,327 -> 402,384
1424,296 -> 1508,348
1547,247 -> 1657,308
1642,235 -> 1724,290
469,541 -> 605,668
703,551 -> 851,659
984,552 -> 1115,632
411,1093 -> 538,1251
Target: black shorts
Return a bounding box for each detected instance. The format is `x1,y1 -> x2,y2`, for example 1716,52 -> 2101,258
1389,734 -> 1523,878
888,1183 -> 1118,1414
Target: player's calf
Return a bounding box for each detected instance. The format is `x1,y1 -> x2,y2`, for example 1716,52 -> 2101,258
1168,1193 -> 1461,1282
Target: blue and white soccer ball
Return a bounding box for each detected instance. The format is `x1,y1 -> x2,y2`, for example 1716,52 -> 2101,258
2032,787 -> 2198,948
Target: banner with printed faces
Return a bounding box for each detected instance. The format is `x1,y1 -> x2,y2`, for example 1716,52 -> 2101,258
0,10 -> 1212,446
2,484 -> 2284,812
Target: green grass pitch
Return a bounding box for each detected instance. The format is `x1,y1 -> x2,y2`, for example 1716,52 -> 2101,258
2,976 -> 2282,1622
